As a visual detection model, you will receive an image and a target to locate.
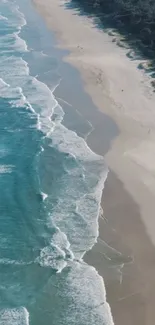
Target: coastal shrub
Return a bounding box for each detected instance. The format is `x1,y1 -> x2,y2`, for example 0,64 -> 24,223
71,0 -> 155,59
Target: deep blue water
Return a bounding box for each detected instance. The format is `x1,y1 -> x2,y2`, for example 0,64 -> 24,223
0,0 -> 114,324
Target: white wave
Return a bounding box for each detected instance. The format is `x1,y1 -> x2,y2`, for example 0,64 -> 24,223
13,31 -> 28,52
9,87 -> 31,109
51,226 -> 75,260
0,307 -> 29,325
0,14 -> 8,21
25,77 -> 57,116
37,243 -> 67,272
0,78 -> 9,88
40,191 -> 48,201
56,261 -> 67,273
0,56 -> 29,86
2,1 -> 27,29
38,226 -> 74,272
49,122 -> 104,161
0,32 -> 28,53
0,164 -> 14,174
13,6 -> 27,28
0,78 -> 33,111
0,55 -> 60,130
40,146 -> 44,152
47,122 -> 107,258
0,1 -> 107,273
0,2 -> 114,325
56,261 -> 114,325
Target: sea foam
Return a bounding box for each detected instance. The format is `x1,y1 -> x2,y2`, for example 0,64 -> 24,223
0,1 -> 113,324
1,0 -> 106,275
0,307 -> 29,325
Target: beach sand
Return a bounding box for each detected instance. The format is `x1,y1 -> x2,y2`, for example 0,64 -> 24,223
32,0 -> 155,324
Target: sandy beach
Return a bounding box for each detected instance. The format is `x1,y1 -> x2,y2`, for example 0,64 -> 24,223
33,0 -> 155,324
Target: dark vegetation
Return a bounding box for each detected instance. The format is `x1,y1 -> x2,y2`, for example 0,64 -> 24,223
70,0 -> 155,68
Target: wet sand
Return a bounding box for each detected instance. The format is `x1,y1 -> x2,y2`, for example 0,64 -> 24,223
85,171 -> 155,325
32,0 -> 155,324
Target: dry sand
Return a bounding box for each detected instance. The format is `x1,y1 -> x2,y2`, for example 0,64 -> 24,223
33,0 -> 155,324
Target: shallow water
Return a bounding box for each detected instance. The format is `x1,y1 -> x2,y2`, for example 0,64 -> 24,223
0,0 -> 114,324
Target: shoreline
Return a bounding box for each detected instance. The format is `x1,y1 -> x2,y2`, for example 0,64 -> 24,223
32,0 -> 155,324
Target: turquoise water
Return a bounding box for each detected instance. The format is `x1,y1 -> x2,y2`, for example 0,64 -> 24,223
0,0 -> 114,324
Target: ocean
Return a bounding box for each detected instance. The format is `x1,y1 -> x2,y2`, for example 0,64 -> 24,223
0,0 -> 114,324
